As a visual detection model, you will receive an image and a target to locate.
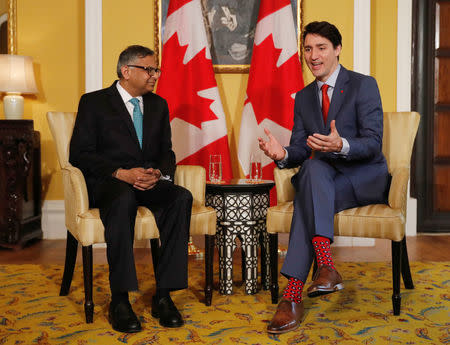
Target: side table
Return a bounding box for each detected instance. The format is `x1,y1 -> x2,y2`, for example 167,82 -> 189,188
0,120 -> 42,248
206,179 -> 274,295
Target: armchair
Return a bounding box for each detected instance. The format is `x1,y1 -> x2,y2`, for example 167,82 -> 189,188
267,111 -> 420,315
47,111 -> 216,324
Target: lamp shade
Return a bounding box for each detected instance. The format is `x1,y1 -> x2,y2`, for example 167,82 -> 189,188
0,55 -> 38,94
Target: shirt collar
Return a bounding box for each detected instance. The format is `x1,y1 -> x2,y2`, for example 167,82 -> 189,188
316,64 -> 341,90
116,81 -> 143,105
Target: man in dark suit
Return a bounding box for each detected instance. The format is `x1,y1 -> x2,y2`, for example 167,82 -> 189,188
70,45 -> 192,333
258,22 -> 390,334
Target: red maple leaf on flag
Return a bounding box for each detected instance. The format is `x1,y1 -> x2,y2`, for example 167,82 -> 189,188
246,36 -> 302,129
157,34 -> 218,129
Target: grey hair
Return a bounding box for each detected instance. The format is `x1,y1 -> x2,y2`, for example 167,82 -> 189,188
116,45 -> 155,78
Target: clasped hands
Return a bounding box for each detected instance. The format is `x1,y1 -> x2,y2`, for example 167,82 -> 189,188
258,120 -> 343,159
115,167 -> 161,191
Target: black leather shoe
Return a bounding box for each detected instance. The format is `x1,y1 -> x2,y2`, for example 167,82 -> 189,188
151,296 -> 184,328
108,301 -> 142,333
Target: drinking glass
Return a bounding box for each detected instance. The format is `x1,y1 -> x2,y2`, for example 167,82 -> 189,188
250,152 -> 262,182
209,154 -> 222,183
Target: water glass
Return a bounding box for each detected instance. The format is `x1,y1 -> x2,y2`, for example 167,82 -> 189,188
209,154 -> 222,183
250,152 -> 262,181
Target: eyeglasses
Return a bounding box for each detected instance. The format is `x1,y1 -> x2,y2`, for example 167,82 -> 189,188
127,65 -> 161,76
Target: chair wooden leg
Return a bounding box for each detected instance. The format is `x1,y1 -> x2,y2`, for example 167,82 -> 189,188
60,230 -> 78,296
205,235 -> 214,306
391,240 -> 402,316
400,237 -> 414,289
82,245 -> 94,323
269,233 -> 279,304
150,238 -> 160,278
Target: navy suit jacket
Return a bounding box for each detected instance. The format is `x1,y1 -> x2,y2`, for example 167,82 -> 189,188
69,81 -> 176,199
284,66 -> 389,205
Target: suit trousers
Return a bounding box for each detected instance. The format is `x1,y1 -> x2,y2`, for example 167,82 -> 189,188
92,178 -> 192,293
280,159 -> 360,282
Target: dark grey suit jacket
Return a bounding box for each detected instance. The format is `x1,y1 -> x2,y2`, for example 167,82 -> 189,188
69,81 -> 176,198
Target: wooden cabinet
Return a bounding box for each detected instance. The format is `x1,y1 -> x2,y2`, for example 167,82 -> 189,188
0,120 -> 42,247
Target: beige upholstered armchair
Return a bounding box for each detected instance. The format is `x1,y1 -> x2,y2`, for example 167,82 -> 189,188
267,111 -> 420,315
47,111 -> 216,324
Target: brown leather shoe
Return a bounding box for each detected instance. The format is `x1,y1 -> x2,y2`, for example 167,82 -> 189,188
267,298 -> 304,334
307,265 -> 344,297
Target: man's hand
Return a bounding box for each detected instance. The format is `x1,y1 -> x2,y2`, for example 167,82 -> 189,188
258,128 -> 286,161
115,167 -> 161,191
307,120 -> 343,153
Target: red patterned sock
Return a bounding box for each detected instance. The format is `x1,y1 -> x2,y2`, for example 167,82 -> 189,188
312,235 -> 335,269
282,277 -> 304,304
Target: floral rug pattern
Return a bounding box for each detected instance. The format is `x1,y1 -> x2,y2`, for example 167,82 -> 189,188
0,261 -> 449,344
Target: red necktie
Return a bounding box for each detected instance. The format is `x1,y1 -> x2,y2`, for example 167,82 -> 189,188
321,84 -> 330,125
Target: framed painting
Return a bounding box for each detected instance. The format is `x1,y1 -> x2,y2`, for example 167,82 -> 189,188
154,0 -> 303,73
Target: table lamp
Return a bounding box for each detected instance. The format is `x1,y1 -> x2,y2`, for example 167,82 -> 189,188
0,54 -> 38,120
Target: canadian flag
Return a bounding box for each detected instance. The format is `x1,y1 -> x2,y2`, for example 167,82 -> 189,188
238,0 -> 304,202
157,0 -> 232,180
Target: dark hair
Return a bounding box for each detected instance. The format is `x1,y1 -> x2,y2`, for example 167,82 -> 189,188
117,45 -> 155,78
302,21 -> 342,49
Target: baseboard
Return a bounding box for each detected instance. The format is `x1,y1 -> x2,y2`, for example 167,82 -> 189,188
42,200 -> 66,239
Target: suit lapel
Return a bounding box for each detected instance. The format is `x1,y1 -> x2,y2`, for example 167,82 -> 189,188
326,66 -> 350,127
107,81 -> 141,148
142,93 -> 154,151
306,82 -> 325,132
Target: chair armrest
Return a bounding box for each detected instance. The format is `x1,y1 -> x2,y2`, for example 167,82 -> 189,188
61,165 -> 90,232
174,165 -> 205,207
388,167 -> 410,210
273,167 -> 299,203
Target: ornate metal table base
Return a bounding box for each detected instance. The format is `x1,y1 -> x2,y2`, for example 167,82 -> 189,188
206,180 -> 274,295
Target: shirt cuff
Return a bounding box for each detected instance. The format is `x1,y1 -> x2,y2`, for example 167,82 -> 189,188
276,148 -> 289,168
160,174 -> 172,182
336,138 -> 350,155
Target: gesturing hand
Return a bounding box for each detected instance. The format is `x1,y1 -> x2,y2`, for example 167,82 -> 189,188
258,128 -> 286,161
307,120 -> 343,153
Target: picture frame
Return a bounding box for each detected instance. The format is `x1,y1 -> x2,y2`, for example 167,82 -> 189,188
154,0 -> 303,73
0,0 -> 16,54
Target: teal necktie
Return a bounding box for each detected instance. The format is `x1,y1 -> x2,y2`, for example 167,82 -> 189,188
130,98 -> 143,148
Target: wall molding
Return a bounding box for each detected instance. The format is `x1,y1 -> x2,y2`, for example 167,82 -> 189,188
397,0 -> 416,236
349,0 -> 374,246
353,0 -> 371,75
85,0 -> 102,92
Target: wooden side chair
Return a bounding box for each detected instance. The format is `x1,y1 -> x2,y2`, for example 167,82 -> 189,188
47,111 -> 216,324
266,111 -> 420,315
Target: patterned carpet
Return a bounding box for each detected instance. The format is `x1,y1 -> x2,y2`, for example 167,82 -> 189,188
0,261 -> 449,344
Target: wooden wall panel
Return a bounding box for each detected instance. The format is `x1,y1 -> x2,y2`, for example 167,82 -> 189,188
435,57 -> 450,104
434,112 -> 450,159
437,1 -> 450,48
434,166 -> 450,211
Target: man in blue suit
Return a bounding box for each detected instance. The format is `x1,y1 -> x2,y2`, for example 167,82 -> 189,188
259,21 -> 390,334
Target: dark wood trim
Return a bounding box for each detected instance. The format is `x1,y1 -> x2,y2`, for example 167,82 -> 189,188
436,48 -> 450,57
412,0 -> 450,232
435,104 -> 450,112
